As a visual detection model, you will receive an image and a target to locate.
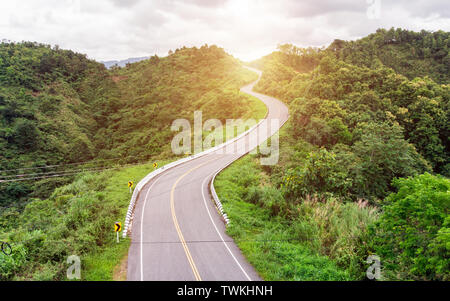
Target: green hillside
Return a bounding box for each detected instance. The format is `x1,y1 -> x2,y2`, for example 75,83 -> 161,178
0,43 -> 259,211
102,45 -> 260,160
329,28 -> 450,84
214,28 -> 449,281
0,42 -> 121,209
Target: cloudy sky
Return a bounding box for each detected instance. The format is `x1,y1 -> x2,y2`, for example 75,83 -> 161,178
1,0 -> 449,62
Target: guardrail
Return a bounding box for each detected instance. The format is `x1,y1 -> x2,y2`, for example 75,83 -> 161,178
123,98 -> 266,238
209,111 -> 289,228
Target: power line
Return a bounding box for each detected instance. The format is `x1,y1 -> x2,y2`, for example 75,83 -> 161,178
0,160 -> 151,183
0,153 -> 153,173
0,159 -> 149,179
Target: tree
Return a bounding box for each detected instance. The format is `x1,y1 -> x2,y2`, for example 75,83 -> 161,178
368,173 -> 450,280
11,118 -> 40,150
350,122 -> 430,200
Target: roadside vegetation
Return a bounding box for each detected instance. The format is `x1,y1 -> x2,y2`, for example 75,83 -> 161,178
217,28 -> 449,281
0,161 -> 159,280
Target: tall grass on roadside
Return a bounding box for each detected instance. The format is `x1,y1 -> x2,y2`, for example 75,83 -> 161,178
0,160 -> 171,280
215,155 -> 378,280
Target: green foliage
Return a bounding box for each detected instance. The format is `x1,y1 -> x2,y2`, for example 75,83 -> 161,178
10,118 -> 40,150
329,28 -> 450,84
1,29 -> 448,281
0,43 -> 266,280
0,160 -> 166,280
0,43 -> 259,211
282,148 -> 352,201
290,97 -> 351,147
99,45 -> 259,160
243,28 -> 449,280
349,122 -> 430,200
367,173 -> 450,280
215,155 -> 378,280
254,30 -> 448,204
0,41 -> 119,208
250,44 -> 323,74
215,155 -> 353,280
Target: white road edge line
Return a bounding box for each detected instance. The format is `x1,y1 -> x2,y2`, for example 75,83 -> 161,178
201,168 -> 252,281
140,176 -> 162,281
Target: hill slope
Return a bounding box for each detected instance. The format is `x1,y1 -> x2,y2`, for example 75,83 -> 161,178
0,42 -> 120,208
0,43 -> 259,212
329,28 -> 450,84
218,28 -> 449,281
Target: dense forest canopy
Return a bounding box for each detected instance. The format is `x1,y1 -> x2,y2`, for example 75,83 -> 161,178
0,41 -> 120,209
329,28 -> 450,84
248,28 -> 449,280
254,29 -> 449,182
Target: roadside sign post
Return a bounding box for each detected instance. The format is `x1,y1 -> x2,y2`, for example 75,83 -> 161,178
128,181 -> 134,193
114,222 -> 122,243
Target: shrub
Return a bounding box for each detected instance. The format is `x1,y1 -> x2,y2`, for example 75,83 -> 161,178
368,173 -> 450,280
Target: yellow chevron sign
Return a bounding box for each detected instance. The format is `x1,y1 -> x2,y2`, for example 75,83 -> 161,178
114,222 -> 122,232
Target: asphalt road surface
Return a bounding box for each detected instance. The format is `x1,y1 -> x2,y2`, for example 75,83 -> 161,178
127,67 -> 289,281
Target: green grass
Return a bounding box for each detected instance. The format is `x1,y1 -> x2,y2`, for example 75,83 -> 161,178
80,159 -> 174,280
241,94 -> 268,120
214,155 -> 351,280
0,159 -> 176,280
83,237 -> 130,281
202,93 -> 268,146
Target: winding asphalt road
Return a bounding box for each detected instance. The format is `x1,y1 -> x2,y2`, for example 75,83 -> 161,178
127,67 -> 289,281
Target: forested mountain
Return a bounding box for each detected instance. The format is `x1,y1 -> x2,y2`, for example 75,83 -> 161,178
329,28 -> 450,84
235,28 -> 449,280
254,30 -> 449,180
0,42 -> 257,212
0,42 -> 120,208
253,28 -> 450,84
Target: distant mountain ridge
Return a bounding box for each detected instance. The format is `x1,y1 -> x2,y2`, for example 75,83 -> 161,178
101,56 -> 149,68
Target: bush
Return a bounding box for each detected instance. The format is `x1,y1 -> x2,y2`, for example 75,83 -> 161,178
282,148 -> 352,200
0,244 -> 27,280
368,173 -> 450,280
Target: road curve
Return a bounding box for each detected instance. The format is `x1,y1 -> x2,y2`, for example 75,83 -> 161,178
127,67 -> 289,281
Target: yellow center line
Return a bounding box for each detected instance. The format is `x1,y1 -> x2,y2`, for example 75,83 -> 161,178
170,157 -> 217,281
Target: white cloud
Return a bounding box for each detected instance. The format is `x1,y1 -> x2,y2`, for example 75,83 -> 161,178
0,0 -> 448,62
